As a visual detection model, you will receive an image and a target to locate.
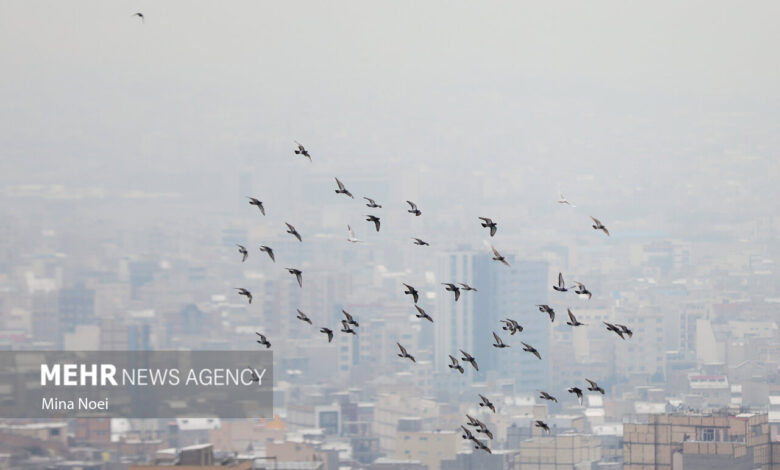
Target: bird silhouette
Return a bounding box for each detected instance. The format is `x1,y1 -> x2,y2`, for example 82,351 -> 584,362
414,305 -> 433,323
448,355 -> 464,374
553,272 -> 568,292
236,244 -> 248,262
259,245 -> 275,262
235,288 -> 252,304
294,141 -> 311,161
363,197 -> 382,208
521,342 -> 542,360
246,197 -> 265,215
590,216 -> 610,236
478,217 -> 497,237
396,343 -> 416,363
490,244 -> 510,267
441,283 -> 460,301
255,332 -> 271,348
334,177 -> 354,198
286,268 -> 303,287
406,200 -> 422,216
365,215 -> 380,232
402,283 -> 419,303
412,238 -> 429,246
285,223 -> 302,242
492,331 -> 509,348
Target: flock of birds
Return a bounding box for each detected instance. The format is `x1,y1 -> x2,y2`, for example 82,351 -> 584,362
226,141 -> 631,455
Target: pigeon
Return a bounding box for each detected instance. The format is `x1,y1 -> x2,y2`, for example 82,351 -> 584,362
475,422 -> 494,440
236,244 -> 249,262
259,245 -> 275,262
320,327 -> 334,343
459,349 -> 479,371
568,387 -> 584,406
286,268 -> 303,287
414,305 -> 433,323
558,192 -> 575,206
470,437 -> 492,454
553,272 -> 568,292
296,309 -> 312,325
365,215 -> 380,232
402,283 -> 419,303
538,391 -> 558,403
537,304 -> 555,322
479,394 -> 496,413
342,310 -> 359,327
458,282 -> 477,292
586,378 -> 605,394
490,244 -> 511,267
573,281 -> 592,299
478,217 -> 497,237
535,420 -> 551,435
235,288 -> 252,304
441,283 -> 461,301
406,200 -> 422,216
412,238 -> 429,246
492,331 -> 509,349
247,367 -> 260,383
466,415 -> 481,427
363,197 -> 382,208
460,425 -> 475,440
246,197 -> 266,215
285,223 -> 302,242
334,177 -> 354,198
603,322 -> 626,340
522,342 -> 542,360
396,343 -> 416,363
340,320 -> 357,335
347,225 -> 362,243
566,309 -> 585,327
590,216 -> 610,236
294,141 -> 311,161
615,323 -> 633,338
132,12 -> 144,23
255,332 -> 271,348
501,319 -> 523,335
448,355 -> 464,374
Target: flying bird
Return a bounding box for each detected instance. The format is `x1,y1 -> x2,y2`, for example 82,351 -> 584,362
603,322 -> 626,340
470,437 -> 492,454
460,425 -> 475,440
490,244 -> 510,267
396,343 -> 416,363
414,305 -> 433,323
412,238 -> 429,246
475,422 -> 494,440
466,415 -> 482,427
236,244 -> 249,262
363,197 -> 382,208
286,268 -> 303,287
590,216 -> 610,236
132,12 -> 144,23
319,327 -> 334,343
478,217 -> 498,237
568,387 -> 584,406
340,320 -> 357,335
441,283 -> 461,301
458,282 -> 477,292
246,197 -> 266,215
537,304 -> 555,322
294,141 -> 311,161
402,283 -> 419,304
259,245 -> 275,262
522,342 -> 542,360
406,200 -> 422,216
535,420 -> 551,435
334,177 -> 354,198
615,323 -> 633,338
553,272 -> 568,292
285,223 -> 302,242
573,281 -> 592,299
501,318 -> 523,335
347,225 -> 362,243
448,355 -> 464,374
365,215 -> 380,232
586,378 -> 605,395
538,391 -> 558,403
558,192 -> 575,206
234,288 -> 252,304
459,349 -> 479,371
492,332 -> 509,349
478,394 -> 496,413
566,309 -> 585,327
255,332 -> 271,348
342,310 -> 359,327
247,367 -> 260,383
296,309 -> 312,325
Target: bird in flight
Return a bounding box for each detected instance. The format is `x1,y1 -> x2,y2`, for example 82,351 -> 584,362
475,421 -> 493,440
294,141 -> 311,161
603,322 -> 626,340
414,305 -> 433,323
558,192 -> 575,206
246,367 -> 260,384
470,437 -> 492,454
537,304 -> 555,322
286,268 -> 303,287
590,216 -> 610,236
466,414 -> 482,427
342,310 -> 359,327
568,387 -> 584,406
402,283 -> 419,304
296,309 -> 312,325
236,244 -> 249,263
441,283 -> 461,301
319,327 -> 334,343
553,272 -> 568,292
615,323 -> 633,338
396,343 -> 416,363
340,320 -> 357,335
412,238 -> 429,246
246,197 -> 265,215
363,197 -> 382,208
478,217 -> 497,237
255,332 -> 271,348
478,394 -> 496,413
448,355 -> 464,374
132,12 -> 144,23
489,244 -> 510,267
365,215 -> 380,232
535,420 -> 551,435
458,282 -> 477,292
235,288 -> 252,304
573,281 -> 592,299
285,223 -> 302,242
406,200 -> 422,216
492,332 -> 509,349
566,309 -> 585,327
460,425 -> 475,440
586,378 -> 605,395
501,319 -> 522,335
259,245 -> 275,262
538,391 -> 558,403
334,177 -> 354,198
346,225 -> 362,243
459,349 -> 479,371
522,342 -> 542,360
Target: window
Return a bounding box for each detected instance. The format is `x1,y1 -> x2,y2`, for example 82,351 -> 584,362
702,428 -> 715,441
